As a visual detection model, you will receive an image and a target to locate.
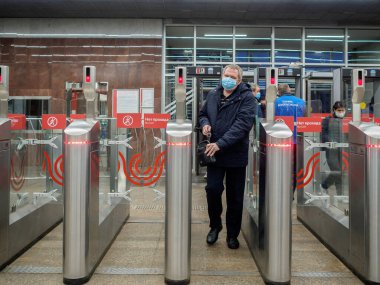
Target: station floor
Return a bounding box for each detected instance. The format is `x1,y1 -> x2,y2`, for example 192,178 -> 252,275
0,178 -> 363,284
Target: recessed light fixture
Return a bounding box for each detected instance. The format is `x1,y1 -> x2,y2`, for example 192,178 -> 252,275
307,35 -> 348,38
204,34 -> 247,37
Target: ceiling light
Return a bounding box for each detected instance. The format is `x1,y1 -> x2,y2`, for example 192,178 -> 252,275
204,34 -> 247,37
307,35 -> 348,38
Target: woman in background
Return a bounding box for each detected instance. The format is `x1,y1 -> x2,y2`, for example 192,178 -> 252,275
320,101 -> 346,195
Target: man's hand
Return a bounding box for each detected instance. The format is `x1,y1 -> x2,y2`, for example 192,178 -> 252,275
205,143 -> 220,156
202,125 -> 211,136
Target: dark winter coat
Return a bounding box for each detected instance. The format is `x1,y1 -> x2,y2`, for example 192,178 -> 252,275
321,115 -> 344,144
198,82 -> 256,167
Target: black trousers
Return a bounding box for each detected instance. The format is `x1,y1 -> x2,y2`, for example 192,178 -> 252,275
205,165 -> 246,239
322,149 -> 343,195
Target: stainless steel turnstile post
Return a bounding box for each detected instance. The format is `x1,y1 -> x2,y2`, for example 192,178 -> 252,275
63,66 -> 129,284
63,119 -> 100,284
165,67 -> 192,285
0,65 -> 10,269
242,67 -> 293,284
0,118 -> 11,269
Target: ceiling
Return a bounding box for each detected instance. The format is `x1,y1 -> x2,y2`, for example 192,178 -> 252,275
1,0 -> 380,26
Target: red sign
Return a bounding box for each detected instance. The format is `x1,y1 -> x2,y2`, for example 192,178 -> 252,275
144,113 -> 170,129
274,116 -> 294,131
361,114 -> 373,122
374,118 -> 380,126
342,118 -> 351,133
8,114 -> 26,130
70,114 -> 86,122
296,117 -> 322,133
42,114 -> 66,130
117,113 -> 142,128
310,113 -> 330,119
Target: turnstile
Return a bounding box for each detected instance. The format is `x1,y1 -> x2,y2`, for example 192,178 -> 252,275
242,67 -> 293,284
165,67 -> 193,285
297,69 -> 380,284
63,66 -> 129,284
0,65 -> 63,270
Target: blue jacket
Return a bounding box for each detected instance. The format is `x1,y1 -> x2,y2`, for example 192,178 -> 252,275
275,94 -> 305,143
199,83 -> 256,167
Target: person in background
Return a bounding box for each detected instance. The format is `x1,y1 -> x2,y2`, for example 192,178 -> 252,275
320,101 -> 346,195
250,83 -> 263,118
199,64 -> 256,249
274,83 -> 306,194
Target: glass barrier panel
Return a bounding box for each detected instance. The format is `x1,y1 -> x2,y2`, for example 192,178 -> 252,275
298,117 -> 349,224
97,117 -> 119,224
9,118 -> 64,224
244,113 -> 261,224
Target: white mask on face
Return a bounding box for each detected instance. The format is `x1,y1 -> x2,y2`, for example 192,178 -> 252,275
334,111 -> 345,118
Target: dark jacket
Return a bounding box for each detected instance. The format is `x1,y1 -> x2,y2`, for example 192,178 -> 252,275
198,83 -> 256,167
321,115 -> 344,144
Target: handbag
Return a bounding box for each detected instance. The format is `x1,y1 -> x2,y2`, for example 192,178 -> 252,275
197,140 -> 216,167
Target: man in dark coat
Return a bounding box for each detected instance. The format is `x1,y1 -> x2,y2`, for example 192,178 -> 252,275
198,64 -> 256,249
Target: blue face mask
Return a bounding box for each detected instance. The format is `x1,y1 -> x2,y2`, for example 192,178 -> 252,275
255,92 -> 261,100
222,77 -> 237,90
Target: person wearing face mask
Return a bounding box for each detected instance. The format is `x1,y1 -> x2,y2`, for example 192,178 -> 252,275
198,64 -> 256,249
320,101 -> 346,195
250,83 -> 263,118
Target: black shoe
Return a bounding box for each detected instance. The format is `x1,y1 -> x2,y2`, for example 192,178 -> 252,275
226,237 -> 239,249
206,226 -> 222,245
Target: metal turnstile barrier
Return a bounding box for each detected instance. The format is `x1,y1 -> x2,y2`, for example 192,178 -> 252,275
0,118 -> 11,268
242,67 -> 293,284
0,66 -> 64,270
63,66 -> 129,284
349,122 -> 380,282
297,68 -> 380,284
165,67 -> 192,285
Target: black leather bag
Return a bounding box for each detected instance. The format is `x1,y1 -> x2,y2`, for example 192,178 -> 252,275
197,140 -> 216,167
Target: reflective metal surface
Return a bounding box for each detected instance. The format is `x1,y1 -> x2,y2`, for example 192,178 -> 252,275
63,118 -> 129,284
349,122 -> 380,283
242,120 -> 293,284
0,119 -> 10,269
63,119 -> 99,281
165,119 -> 192,284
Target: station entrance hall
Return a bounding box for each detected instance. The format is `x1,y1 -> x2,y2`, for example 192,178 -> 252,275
1,1 -> 380,284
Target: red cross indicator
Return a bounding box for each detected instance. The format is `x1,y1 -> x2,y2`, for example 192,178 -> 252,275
117,113 -> 142,128
42,114 -> 66,130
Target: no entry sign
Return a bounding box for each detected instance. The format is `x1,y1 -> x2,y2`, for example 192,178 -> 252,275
296,117 -> 322,133
117,113 -> 142,128
144,113 -> 170,129
42,114 -> 66,130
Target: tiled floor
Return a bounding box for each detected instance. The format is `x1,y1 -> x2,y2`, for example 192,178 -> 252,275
0,180 -> 363,284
